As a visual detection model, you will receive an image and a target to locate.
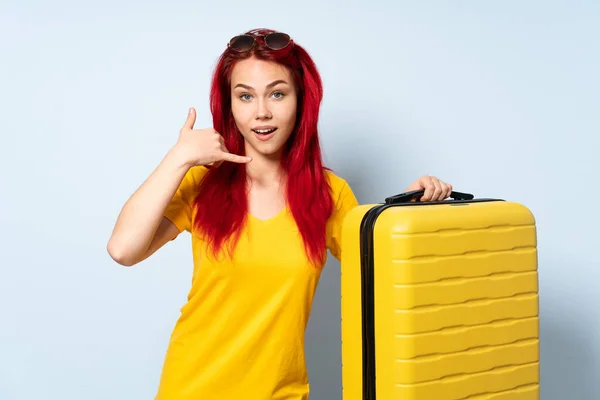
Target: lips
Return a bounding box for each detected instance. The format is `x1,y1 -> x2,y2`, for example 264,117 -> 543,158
252,126 -> 277,135
252,126 -> 278,141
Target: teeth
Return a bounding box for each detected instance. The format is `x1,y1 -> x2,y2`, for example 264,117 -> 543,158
254,128 -> 276,134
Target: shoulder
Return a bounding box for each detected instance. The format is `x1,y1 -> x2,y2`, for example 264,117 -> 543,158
324,169 -> 349,191
186,165 -> 210,182
181,165 -> 210,188
324,168 -> 357,207
175,165 -> 211,200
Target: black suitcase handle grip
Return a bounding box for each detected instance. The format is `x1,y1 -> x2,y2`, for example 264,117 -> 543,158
385,190 -> 474,204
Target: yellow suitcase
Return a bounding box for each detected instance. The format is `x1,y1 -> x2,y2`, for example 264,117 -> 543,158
341,190 -> 539,400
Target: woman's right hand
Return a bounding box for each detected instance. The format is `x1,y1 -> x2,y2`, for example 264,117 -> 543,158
173,107 -> 252,168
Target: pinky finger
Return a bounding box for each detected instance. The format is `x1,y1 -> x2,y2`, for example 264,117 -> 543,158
221,152 -> 252,164
441,183 -> 452,199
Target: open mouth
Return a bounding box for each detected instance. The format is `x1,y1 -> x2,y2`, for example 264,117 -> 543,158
251,127 -> 278,141
252,128 -> 277,135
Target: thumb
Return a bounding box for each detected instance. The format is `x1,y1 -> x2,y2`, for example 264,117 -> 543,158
183,107 -> 196,130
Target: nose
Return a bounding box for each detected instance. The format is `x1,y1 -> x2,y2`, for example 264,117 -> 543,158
255,98 -> 272,119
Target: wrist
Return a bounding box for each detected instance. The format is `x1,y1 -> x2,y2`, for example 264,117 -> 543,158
165,145 -> 193,171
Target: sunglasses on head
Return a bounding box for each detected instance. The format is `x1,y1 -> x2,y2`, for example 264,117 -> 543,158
227,32 -> 293,52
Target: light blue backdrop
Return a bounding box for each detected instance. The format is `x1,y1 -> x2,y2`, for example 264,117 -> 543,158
1,1 -> 598,399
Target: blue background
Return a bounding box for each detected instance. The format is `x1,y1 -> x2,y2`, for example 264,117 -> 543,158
1,1 -> 598,399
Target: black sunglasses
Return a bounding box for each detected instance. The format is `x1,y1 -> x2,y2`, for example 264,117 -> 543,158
228,32 -> 293,52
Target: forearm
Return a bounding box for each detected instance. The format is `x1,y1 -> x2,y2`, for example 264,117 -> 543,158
107,147 -> 190,264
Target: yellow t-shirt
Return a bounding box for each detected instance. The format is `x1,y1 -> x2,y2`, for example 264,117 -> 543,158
155,166 -> 358,400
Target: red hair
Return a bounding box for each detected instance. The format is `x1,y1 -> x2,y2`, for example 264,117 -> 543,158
191,28 -> 334,267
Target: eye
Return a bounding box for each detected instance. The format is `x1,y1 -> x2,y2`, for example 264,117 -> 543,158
271,91 -> 284,99
239,93 -> 252,101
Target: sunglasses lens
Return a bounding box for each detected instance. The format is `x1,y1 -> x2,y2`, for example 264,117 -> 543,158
265,33 -> 291,50
229,35 -> 254,51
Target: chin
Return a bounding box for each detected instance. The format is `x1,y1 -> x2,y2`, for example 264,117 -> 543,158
252,144 -> 285,158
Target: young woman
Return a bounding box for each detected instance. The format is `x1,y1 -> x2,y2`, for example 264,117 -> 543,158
107,28 -> 453,400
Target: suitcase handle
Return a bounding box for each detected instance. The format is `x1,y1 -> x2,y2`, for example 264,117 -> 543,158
384,190 -> 474,204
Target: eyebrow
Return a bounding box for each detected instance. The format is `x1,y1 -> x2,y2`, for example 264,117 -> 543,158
233,79 -> 289,90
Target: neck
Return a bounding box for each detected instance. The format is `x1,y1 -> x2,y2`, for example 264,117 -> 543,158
245,149 -> 286,188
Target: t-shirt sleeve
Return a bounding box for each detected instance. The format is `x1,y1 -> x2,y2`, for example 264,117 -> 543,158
164,166 -> 207,233
327,179 -> 359,261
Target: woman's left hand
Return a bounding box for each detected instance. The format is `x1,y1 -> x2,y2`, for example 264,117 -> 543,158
404,175 -> 453,202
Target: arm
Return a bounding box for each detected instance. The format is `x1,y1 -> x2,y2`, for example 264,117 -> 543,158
107,148 -> 190,266
326,175 -> 453,261
107,107 -> 251,267
328,179 -> 359,261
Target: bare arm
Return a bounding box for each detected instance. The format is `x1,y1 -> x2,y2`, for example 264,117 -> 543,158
107,148 -> 190,266
106,107 -> 251,267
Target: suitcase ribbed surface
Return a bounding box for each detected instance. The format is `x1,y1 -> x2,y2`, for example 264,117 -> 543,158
341,200 -> 540,400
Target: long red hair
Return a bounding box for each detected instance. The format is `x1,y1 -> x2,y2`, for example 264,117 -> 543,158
191,28 -> 334,267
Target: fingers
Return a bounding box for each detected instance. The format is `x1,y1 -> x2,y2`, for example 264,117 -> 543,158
213,142 -> 229,168
419,175 -> 452,202
220,151 -> 252,164
214,142 -> 252,164
442,182 -> 453,199
420,176 -> 435,202
433,177 -> 453,201
431,177 -> 443,200
182,107 -> 196,130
